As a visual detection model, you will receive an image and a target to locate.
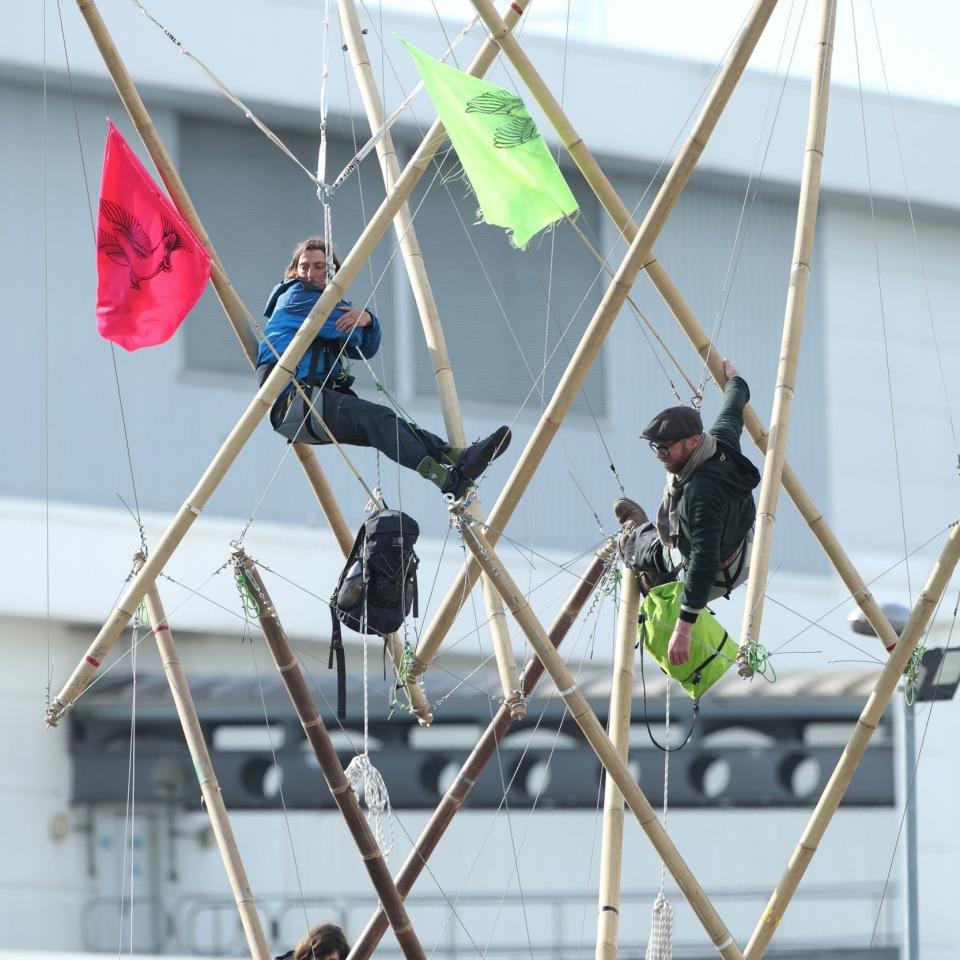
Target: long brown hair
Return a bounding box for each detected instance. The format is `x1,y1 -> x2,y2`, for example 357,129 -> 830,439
293,923 -> 349,960
284,236 -> 342,280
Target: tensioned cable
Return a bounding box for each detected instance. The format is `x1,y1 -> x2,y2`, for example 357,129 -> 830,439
125,0 -> 480,198
452,531 -> 535,960
55,0 -> 147,557
242,603 -> 315,943
336,34 -> 392,502
851,0 -> 913,606
116,615 -> 140,960
42,0 -> 54,712
426,567 -> 617,956
56,559 -> 234,713
696,0 -> 809,400
866,0 -> 959,470
866,586 -> 959,954
479,563 -> 616,955
769,519 -> 956,660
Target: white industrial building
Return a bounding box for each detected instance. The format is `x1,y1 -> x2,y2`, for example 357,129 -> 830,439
2,2 -> 958,958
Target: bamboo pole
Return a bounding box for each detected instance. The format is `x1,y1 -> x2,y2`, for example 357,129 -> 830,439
410,0 -> 780,680
462,0 -> 898,654
595,569 -> 642,960
737,0 -> 839,665
232,548 -> 427,960
743,520 -> 960,958
338,0 -> 521,718
457,515 -> 742,959
133,554 -> 271,960
44,0 -> 532,726
348,541 -> 616,960
76,0 -> 433,724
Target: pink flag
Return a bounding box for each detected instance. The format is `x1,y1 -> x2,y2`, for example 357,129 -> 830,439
96,121 -> 211,351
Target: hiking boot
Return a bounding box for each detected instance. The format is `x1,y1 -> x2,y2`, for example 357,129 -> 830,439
613,497 -> 648,529
450,425 -> 512,498
613,497 -> 648,562
420,427 -> 512,499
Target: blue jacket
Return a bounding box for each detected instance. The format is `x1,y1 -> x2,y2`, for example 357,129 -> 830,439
256,279 -> 381,389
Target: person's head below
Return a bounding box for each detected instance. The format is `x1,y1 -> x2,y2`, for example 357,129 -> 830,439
640,405 -> 704,474
285,237 -> 342,290
291,922 -> 349,960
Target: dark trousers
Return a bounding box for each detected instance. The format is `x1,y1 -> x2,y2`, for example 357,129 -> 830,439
621,522 -> 680,588
271,386 -> 449,471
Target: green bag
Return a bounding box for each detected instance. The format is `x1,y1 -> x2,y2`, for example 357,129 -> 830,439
638,581 -> 736,700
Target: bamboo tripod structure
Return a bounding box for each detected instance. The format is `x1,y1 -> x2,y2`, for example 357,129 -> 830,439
46,0 -> 531,726
455,511 -> 743,959
348,541 -> 616,960
595,569 -> 642,960
738,0 -> 839,665
232,548 -> 427,960
337,0 -> 522,718
408,0 -> 781,681
134,554 -> 271,960
465,0 -> 901,656
44,3 -> 958,956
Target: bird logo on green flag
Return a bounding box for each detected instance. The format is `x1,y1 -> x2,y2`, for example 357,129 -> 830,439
402,39 -> 578,249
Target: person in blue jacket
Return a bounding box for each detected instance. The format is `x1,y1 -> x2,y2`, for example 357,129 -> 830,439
257,237 -> 510,498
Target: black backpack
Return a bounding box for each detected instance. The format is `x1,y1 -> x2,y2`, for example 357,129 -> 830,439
328,508 -> 420,719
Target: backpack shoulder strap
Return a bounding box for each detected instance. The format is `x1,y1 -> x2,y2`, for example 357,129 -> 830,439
328,523 -> 368,722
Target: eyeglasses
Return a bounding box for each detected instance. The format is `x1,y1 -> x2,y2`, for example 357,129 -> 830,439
648,439 -> 680,454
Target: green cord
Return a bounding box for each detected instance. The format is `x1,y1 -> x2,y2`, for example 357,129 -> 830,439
233,565 -> 261,618
390,642 -> 417,713
904,644 -> 925,706
748,642 -> 777,684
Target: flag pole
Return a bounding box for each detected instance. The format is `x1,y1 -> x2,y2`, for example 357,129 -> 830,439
72,0 -> 434,724
232,548 -> 428,960
338,0 -> 522,719
409,0 -> 780,681
743,520 -> 960,958
348,540 -> 616,960
736,0 -> 839,669
455,512 -> 743,960
461,0 -> 900,655
595,568 -> 642,960
44,0 -> 533,727
134,554 -> 271,960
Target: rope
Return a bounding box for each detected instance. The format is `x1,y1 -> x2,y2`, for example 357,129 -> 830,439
344,580 -> 396,859
695,0 -> 809,403
645,675 -> 674,959
866,0 -> 960,473
851,4 -> 914,606
127,0 -> 478,199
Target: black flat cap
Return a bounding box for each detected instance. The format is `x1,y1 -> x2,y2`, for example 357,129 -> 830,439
640,405 -> 703,443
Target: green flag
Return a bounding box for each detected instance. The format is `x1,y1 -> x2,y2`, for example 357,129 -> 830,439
403,39 -> 578,249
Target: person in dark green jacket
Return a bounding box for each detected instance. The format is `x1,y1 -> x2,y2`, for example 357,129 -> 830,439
616,359 -> 761,666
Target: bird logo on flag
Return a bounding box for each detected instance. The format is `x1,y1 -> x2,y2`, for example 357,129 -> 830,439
465,90 -> 541,149
97,199 -> 192,290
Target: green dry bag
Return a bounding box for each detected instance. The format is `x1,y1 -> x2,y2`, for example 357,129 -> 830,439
638,581 -> 736,700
